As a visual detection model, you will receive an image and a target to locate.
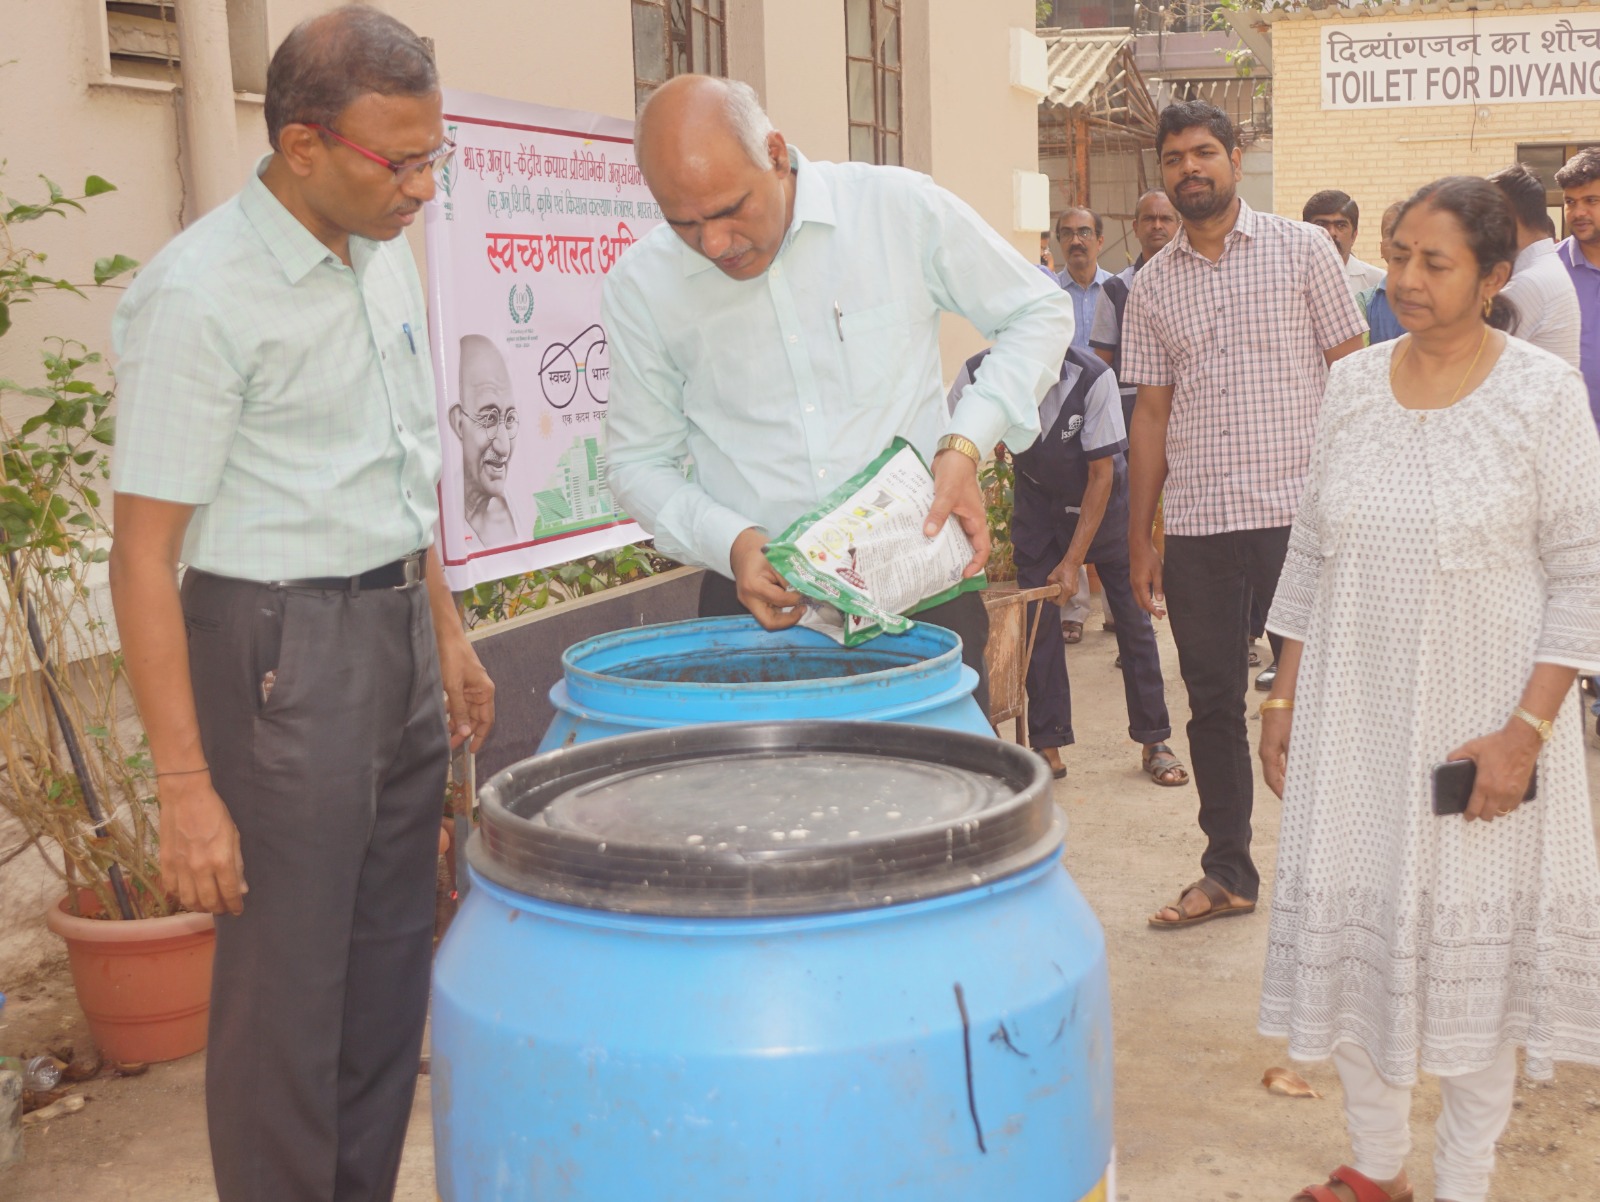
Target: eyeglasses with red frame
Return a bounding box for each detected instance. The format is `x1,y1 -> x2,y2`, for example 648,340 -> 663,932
304,123 -> 457,186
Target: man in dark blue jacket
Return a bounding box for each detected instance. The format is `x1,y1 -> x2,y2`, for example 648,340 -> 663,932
950,346 -> 1186,786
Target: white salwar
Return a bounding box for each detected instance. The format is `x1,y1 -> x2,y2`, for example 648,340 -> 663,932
1261,336 -> 1600,1088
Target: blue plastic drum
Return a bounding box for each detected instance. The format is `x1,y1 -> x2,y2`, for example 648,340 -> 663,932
433,721 -> 1114,1202
538,616 -> 991,749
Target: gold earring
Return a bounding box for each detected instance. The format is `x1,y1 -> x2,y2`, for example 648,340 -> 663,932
1483,297 -> 1493,319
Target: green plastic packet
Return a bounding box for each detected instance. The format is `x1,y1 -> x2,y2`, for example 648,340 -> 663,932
763,438 -> 986,646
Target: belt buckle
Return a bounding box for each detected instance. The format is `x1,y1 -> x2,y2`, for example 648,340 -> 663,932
400,552 -> 426,588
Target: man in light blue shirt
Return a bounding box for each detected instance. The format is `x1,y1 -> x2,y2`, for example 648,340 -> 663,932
1054,206 -> 1112,351
605,76 -> 1072,702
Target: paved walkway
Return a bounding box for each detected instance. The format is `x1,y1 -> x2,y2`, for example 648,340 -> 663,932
3,611 -> 1597,1200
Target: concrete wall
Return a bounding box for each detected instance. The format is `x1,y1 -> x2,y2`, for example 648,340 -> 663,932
906,0 -> 1041,375
1270,2 -> 1600,266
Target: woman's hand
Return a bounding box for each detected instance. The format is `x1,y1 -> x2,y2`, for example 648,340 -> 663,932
1447,720 -> 1542,823
1259,706 -> 1292,800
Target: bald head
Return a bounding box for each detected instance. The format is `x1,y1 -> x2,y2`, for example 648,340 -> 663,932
634,75 -> 795,281
636,77 -> 774,180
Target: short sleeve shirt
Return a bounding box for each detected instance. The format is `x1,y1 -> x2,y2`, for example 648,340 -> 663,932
1120,200 -> 1365,536
111,160 -> 442,579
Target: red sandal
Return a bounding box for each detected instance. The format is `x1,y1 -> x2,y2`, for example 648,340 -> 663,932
1292,1165 -> 1413,1202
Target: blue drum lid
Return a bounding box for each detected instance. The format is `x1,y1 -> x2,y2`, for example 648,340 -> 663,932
472,721 -> 1061,917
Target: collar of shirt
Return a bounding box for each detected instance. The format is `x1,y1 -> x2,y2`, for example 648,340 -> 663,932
1058,265 -> 1112,295
1558,235 -> 1600,275
1171,197 -> 1256,263
237,154 -> 381,284
1514,238 -> 1558,272
678,147 -> 835,279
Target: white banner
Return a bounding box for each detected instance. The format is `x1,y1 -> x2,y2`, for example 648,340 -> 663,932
1320,13 -> 1600,110
424,89 -> 663,590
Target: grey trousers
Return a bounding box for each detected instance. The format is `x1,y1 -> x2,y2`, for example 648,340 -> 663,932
182,570 -> 449,1202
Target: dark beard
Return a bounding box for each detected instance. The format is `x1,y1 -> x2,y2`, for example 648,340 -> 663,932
1172,179 -> 1235,223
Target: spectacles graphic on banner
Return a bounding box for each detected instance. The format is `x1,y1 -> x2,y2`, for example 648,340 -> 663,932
464,408 -> 519,434
538,323 -> 610,410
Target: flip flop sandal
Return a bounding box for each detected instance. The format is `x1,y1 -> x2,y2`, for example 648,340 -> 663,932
1292,1165 -> 1413,1202
1062,620 -> 1083,644
1142,743 -> 1188,787
1147,878 -> 1256,930
1248,647 -> 1262,666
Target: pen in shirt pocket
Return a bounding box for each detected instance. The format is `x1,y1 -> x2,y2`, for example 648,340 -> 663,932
402,322 -> 417,354
833,302 -> 844,342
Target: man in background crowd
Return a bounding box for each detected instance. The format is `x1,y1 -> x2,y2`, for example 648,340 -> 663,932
951,346 -> 1187,789
1489,162 -> 1582,369
1052,206 -> 1113,643
1555,146 -> 1600,426
1303,189 -> 1383,299
1358,200 -> 1405,345
1123,101 -> 1364,930
1091,188 -> 1179,429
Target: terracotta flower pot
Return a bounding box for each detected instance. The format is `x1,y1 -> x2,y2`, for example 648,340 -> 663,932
45,893 -> 216,1063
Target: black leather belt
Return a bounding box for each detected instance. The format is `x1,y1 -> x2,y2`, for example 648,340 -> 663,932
271,550 -> 427,593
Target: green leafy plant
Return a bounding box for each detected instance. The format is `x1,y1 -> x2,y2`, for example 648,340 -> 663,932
0,169 -> 154,918
460,543 -> 677,630
980,446 -> 1016,584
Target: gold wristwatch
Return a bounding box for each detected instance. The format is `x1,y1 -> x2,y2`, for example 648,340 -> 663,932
936,433 -> 982,466
1511,705 -> 1553,742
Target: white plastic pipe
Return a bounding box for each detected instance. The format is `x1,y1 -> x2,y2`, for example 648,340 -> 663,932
175,0 -> 240,220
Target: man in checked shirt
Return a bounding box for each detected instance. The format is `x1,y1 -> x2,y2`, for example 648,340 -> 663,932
1122,101 -> 1365,929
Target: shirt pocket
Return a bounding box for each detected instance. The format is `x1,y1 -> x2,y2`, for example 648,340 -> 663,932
839,300 -> 915,405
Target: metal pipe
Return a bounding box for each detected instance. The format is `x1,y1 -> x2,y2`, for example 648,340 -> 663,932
3,554 -> 136,919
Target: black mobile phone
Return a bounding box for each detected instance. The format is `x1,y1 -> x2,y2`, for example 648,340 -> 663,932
1431,759 -> 1538,816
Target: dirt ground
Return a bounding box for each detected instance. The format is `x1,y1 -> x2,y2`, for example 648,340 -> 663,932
2,607 -> 1597,1201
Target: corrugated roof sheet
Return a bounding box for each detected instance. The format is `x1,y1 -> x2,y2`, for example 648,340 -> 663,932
1039,27 -> 1136,109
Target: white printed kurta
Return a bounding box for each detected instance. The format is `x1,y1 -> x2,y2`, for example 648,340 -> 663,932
1261,336 -> 1600,1085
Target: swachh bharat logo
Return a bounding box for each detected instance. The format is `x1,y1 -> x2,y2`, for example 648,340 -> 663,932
507,283 -> 535,324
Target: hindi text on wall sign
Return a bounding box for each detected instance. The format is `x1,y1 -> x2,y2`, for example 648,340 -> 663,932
1321,13 -> 1600,111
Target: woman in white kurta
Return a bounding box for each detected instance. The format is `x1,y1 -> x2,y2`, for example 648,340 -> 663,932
1258,178 -> 1600,1202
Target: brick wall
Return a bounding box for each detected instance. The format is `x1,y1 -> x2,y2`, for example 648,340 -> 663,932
1270,3 -> 1600,264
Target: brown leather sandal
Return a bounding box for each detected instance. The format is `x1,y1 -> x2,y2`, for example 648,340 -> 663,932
1147,878 -> 1256,929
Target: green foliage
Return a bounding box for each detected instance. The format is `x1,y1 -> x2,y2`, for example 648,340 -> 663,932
461,543 -> 677,629
0,167 -> 163,917
980,447 -> 1016,584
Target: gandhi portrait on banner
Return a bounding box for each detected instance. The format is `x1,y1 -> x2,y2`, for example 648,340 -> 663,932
451,334 -> 521,547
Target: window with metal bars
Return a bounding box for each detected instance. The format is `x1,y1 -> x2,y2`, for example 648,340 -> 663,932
845,0 -> 902,166
632,0 -> 727,113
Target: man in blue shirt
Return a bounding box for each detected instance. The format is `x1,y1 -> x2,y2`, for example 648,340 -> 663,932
1051,206 -> 1112,639
1055,206 -> 1113,349
1555,147 -> 1600,426
1358,201 -> 1405,344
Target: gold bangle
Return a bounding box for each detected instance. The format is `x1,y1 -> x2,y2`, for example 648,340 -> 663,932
1259,699 -> 1294,712
935,433 -> 982,466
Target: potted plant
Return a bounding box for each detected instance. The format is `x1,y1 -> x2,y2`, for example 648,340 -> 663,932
0,171 -> 215,1064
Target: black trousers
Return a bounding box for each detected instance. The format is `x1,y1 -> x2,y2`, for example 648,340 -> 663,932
182,570 -> 449,1202
1018,550 -> 1171,750
697,572 -> 991,716
1160,527 -> 1291,903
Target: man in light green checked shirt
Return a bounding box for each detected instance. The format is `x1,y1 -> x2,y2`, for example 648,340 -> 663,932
106,9 -> 493,1201
605,77 -> 1073,711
